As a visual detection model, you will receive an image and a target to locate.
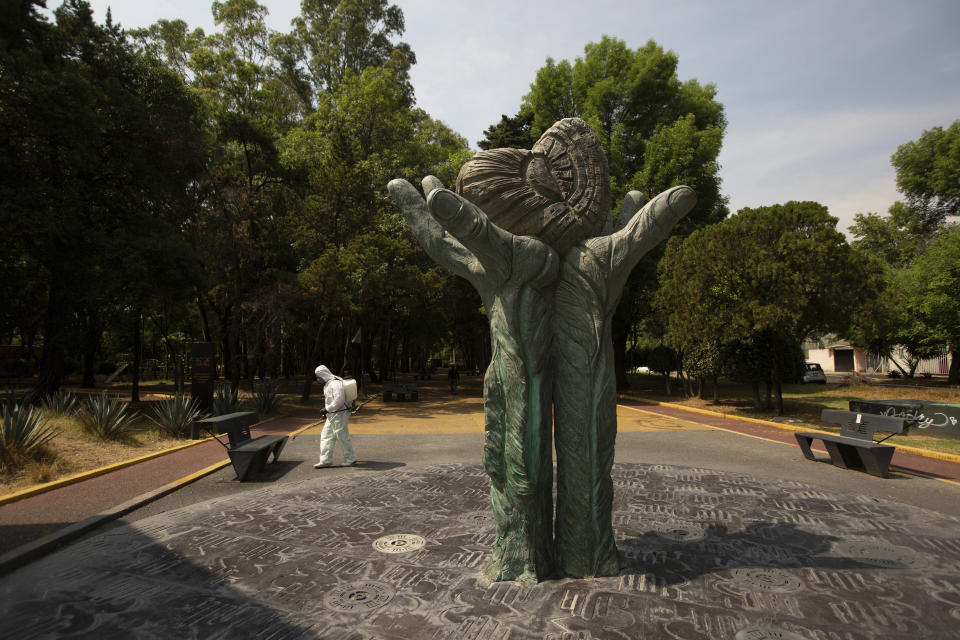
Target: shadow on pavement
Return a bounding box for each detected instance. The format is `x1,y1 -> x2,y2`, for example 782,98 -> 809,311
620,521 -> 884,587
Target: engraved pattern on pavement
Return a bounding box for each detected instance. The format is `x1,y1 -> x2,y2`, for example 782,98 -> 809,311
2,463 -> 959,639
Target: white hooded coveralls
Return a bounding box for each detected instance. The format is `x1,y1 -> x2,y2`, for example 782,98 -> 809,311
315,365 -> 357,465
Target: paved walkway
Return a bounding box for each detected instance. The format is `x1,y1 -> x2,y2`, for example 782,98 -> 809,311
3,379 -> 960,570
2,378 -> 960,638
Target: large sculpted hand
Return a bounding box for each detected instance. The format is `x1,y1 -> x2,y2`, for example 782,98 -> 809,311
553,186 -> 696,577
388,177 -> 558,582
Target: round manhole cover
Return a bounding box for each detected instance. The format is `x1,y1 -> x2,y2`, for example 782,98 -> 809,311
735,627 -> 810,640
653,521 -> 706,542
372,534 -> 426,554
324,581 -> 395,612
729,568 -> 803,593
458,511 -> 493,526
832,540 -> 926,568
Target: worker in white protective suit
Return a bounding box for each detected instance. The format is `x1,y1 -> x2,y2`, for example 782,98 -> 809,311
314,365 -> 357,468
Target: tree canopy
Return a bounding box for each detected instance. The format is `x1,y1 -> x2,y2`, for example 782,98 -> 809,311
1,0 -> 475,398
656,201 -> 871,413
480,36 -> 728,388
849,120 -> 960,381
891,120 -> 960,224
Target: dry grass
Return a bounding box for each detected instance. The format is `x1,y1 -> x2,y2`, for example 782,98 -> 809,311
0,413 -> 185,496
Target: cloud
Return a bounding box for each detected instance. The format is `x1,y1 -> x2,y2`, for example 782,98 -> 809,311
720,102 -> 960,233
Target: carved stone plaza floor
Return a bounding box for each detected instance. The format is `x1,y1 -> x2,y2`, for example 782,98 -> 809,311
2,462 -> 960,639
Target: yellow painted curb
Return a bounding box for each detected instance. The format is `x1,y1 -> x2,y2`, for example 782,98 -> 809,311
288,421 -> 322,437
0,414 -> 316,508
623,397 -> 960,465
169,459 -> 233,485
0,436 -> 218,507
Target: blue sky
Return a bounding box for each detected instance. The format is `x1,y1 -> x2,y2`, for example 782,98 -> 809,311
81,0 -> 960,234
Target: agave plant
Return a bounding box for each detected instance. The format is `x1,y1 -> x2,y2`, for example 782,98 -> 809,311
213,384 -> 241,416
251,379 -> 283,416
2,387 -> 39,411
77,393 -> 139,440
146,393 -> 202,438
41,390 -> 78,416
1,403 -> 57,472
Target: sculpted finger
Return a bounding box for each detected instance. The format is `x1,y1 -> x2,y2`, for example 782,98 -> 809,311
421,175 -> 445,196
427,189 -> 475,235
427,188 -> 513,272
388,178 -> 427,216
618,191 -> 647,230
629,185 -> 696,240
611,185 -> 696,274
388,178 -> 484,282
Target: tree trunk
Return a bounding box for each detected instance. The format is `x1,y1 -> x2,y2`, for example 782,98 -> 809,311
770,331 -> 784,415
751,381 -> 762,410
612,321 -> 630,390
196,292 -> 213,343
712,374 -> 720,404
949,347 -> 960,384
81,317 -> 100,388
131,311 -> 142,403
37,276 -> 69,396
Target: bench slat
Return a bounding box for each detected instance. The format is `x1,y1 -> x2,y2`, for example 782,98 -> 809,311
794,432 -> 895,477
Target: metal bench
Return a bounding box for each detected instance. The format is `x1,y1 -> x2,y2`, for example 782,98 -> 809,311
794,410 -> 907,477
383,382 -> 418,402
194,411 -> 288,481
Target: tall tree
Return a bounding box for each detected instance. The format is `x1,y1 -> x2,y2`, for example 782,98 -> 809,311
657,202 -> 870,414
515,36 -> 727,387
274,0 -> 414,109
900,226 -> 960,383
891,120 -> 960,224
0,0 -> 205,394
849,121 -> 960,377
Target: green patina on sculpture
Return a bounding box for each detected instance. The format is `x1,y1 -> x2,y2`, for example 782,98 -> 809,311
388,118 -> 696,582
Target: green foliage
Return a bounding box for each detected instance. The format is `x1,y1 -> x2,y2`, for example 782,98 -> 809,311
850,201 -> 939,268
2,1 -> 207,394
478,106 -> 535,150
683,341 -> 722,380
41,391 -> 78,416
657,201 -> 869,412
146,393 -> 202,437
78,394 -> 139,441
522,36 -> 726,219
512,36 -> 727,388
0,404 -> 57,472
213,384 -> 242,415
898,226 -> 960,380
647,345 -> 677,375
2,0 -> 474,401
251,379 -> 283,416
891,120 -> 960,222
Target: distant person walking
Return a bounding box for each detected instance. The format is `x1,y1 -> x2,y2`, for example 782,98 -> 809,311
448,365 -> 460,394
314,365 -> 357,468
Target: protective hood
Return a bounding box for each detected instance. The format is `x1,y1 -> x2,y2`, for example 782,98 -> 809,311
315,365 -> 335,383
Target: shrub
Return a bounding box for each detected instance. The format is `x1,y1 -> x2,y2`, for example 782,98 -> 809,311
1,404 -> 57,473
2,387 -> 39,410
41,391 -> 77,416
146,393 -> 201,438
251,379 -> 283,416
78,393 -> 138,440
887,370 -> 902,379
213,384 -> 241,415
